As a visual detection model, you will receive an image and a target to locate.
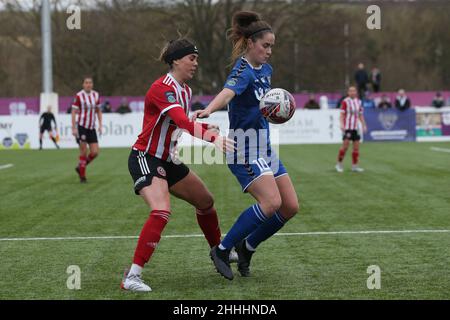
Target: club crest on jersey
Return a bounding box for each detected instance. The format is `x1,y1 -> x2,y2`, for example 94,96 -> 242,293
165,91 -> 177,103
226,78 -> 237,87
157,166 -> 166,177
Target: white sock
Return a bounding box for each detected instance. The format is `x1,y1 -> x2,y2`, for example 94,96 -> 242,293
129,263 -> 143,276
245,240 -> 256,252
218,244 -> 226,250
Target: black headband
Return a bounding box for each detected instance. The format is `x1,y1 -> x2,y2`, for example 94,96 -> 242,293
247,27 -> 272,38
164,45 -> 199,65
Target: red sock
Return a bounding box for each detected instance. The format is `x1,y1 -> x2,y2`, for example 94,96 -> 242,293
78,156 -> 87,178
352,151 -> 359,165
86,153 -> 97,165
133,210 -> 170,267
196,205 -> 221,248
338,148 -> 347,162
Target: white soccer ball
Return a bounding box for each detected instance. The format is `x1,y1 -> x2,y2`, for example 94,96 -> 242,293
259,88 -> 296,124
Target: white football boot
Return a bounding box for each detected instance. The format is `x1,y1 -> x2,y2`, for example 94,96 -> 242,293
352,165 -> 364,172
121,269 -> 152,292
335,162 -> 344,173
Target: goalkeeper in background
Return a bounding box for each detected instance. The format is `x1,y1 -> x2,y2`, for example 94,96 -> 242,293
39,106 -> 60,150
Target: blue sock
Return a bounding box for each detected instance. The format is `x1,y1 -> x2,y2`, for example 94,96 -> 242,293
220,204 -> 268,250
246,211 -> 286,250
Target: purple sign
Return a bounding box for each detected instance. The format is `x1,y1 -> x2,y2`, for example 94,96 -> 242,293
0,97 -> 40,115
1,91 -> 450,115
363,109 -> 416,142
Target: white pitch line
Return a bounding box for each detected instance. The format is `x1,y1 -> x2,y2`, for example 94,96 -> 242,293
0,164 -> 14,170
0,229 -> 449,242
430,147 -> 450,153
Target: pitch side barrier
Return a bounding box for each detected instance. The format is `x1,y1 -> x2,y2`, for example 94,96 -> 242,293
1,108 -> 449,150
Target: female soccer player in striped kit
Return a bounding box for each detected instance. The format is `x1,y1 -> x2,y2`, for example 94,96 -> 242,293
121,38 -> 235,292
71,76 -> 102,183
335,86 -> 367,173
193,11 -> 299,280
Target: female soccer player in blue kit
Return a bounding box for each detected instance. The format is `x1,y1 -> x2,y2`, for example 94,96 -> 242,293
193,11 -> 299,280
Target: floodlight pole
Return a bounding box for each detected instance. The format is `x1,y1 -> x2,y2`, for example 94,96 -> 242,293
41,0 -> 53,93
39,0 -> 58,115
344,23 -> 350,88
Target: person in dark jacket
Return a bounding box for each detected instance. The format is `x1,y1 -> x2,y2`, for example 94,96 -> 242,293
370,67 -> 381,93
395,89 -> 411,111
431,92 -> 445,108
303,94 -> 320,109
354,63 -> 369,99
377,94 -> 392,109
116,97 -> 132,114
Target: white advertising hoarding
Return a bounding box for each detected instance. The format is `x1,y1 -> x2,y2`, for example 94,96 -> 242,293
0,110 -> 342,150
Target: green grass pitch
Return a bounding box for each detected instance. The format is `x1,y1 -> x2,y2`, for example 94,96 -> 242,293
0,142 -> 449,299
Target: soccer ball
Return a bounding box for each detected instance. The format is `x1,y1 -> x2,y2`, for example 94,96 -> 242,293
259,88 -> 296,124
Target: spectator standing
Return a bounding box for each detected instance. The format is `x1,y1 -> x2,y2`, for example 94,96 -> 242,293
377,94 -> 392,109
431,92 -> 445,108
370,67 -> 381,92
303,94 -> 320,109
354,63 -> 369,99
117,97 -> 132,114
395,89 -> 411,111
362,93 -> 376,109
102,101 -> 113,113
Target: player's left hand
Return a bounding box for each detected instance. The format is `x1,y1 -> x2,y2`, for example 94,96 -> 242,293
213,135 -> 236,154
191,109 -> 210,121
98,126 -> 103,136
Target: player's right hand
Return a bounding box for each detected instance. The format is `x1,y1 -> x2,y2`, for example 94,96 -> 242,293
191,109 -> 211,121
213,135 -> 235,154
72,127 -> 78,137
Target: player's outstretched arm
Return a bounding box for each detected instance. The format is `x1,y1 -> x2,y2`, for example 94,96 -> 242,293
191,88 -> 235,120
167,107 -> 234,153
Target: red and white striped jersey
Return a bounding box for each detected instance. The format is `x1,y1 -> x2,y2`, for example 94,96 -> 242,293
341,97 -> 363,130
133,73 -> 192,161
72,90 -> 101,130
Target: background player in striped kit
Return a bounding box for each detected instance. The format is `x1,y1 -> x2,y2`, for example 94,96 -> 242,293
121,38 -> 235,292
193,11 -> 299,280
335,86 -> 367,173
71,76 -> 103,183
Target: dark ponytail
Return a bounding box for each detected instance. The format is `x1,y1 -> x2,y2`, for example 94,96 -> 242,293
227,11 -> 273,62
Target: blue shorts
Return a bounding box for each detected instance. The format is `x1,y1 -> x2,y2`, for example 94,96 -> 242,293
227,153 -> 288,192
